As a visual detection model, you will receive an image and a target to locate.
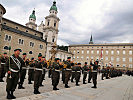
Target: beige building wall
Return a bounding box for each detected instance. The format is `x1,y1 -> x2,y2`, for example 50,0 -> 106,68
69,44 -> 133,70
0,29 -> 46,59
2,18 -> 42,38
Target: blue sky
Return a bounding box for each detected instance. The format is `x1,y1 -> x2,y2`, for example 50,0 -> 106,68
1,0 -> 133,45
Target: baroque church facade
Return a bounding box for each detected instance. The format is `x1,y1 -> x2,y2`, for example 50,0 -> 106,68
0,1 -> 73,60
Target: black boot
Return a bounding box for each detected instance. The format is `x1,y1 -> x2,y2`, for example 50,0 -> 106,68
21,85 -> 25,89
18,84 -> 22,89
53,86 -> 59,90
40,84 -> 44,87
11,91 -> 16,99
28,81 -> 32,84
76,82 -> 80,86
65,84 -> 70,88
83,81 -> 87,84
6,91 -> 13,99
34,89 -> 40,94
91,85 -> 97,88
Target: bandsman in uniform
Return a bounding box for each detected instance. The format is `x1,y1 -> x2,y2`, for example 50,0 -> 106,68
18,53 -> 29,89
5,49 -> 23,99
62,59 -> 66,84
106,66 -> 110,79
64,57 -> 72,88
40,56 -> 47,86
82,62 -> 89,84
71,63 -> 76,83
28,57 -> 35,84
101,66 -> 106,80
48,59 -> 52,78
0,52 -> 8,82
90,59 -> 99,88
88,64 -> 92,83
51,58 -> 63,90
34,53 -> 43,94
75,63 -> 82,86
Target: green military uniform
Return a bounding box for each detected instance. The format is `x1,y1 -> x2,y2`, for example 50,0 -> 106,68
82,62 -> 89,84
40,59 -> 47,86
62,60 -> 66,84
75,63 -> 82,86
71,63 -> 76,82
5,49 -> 23,99
51,58 -> 62,90
28,58 -> 35,84
64,57 -> 72,88
88,65 -> 92,83
34,54 -> 43,94
90,61 -> 99,88
0,53 -> 8,82
106,67 -> 110,79
18,53 -> 29,89
101,67 -> 106,80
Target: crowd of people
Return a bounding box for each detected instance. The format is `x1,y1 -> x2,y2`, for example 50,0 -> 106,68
0,48 -> 125,99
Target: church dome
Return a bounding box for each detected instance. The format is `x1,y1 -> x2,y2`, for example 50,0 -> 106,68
50,1 -> 57,11
29,10 -> 36,20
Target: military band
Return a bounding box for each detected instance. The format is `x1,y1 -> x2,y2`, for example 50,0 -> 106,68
0,49 -> 127,99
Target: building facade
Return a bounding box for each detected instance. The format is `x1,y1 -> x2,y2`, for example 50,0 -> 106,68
0,2 -> 72,60
69,37 -> 133,70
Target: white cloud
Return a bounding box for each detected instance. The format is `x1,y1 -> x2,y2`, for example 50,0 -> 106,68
57,39 -> 69,46
2,0 -> 133,45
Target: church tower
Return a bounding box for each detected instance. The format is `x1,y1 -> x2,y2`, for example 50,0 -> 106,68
26,9 -> 37,30
89,35 -> 94,44
43,1 -> 60,60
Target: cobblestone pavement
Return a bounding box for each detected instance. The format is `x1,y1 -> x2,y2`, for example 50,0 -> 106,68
0,73 -> 132,100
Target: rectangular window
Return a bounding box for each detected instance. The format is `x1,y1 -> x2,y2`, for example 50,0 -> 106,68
86,56 -> 89,60
77,50 -> 79,53
87,50 -> 89,54
116,58 -> 119,62
5,35 -> 8,41
54,22 -> 56,27
111,50 -> 114,55
129,51 -> 132,55
91,50 -> 94,54
111,57 -> 114,61
123,50 -> 126,54
77,56 -> 79,59
81,56 -> 83,59
52,37 -> 55,42
97,50 -> 99,54
40,45 -> 43,49
105,57 -> 108,61
123,58 -> 126,62
129,64 -> 132,68
123,64 -> 126,67
73,50 -> 75,54
106,50 -> 108,55
81,50 -> 84,54
47,20 -> 50,26
18,39 -> 24,45
4,34 -> 12,41
129,58 -> 132,62
30,42 -> 34,47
